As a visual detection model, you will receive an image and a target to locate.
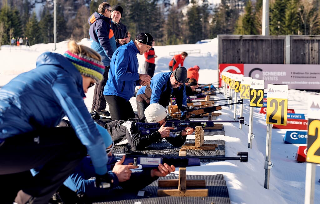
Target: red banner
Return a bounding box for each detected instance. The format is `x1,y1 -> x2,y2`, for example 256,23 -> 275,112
273,119 -> 307,130
296,145 -> 307,162
219,64 -> 244,87
260,108 -> 295,114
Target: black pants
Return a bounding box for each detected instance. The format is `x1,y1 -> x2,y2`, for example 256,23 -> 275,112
0,127 -> 87,204
144,62 -> 156,77
91,66 -> 110,112
105,95 -> 135,120
136,100 -> 149,122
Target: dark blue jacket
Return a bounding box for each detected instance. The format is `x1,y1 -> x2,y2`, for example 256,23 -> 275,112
104,41 -> 140,101
0,52 -> 108,174
137,72 -> 187,108
88,12 -> 117,66
112,21 -> 128,48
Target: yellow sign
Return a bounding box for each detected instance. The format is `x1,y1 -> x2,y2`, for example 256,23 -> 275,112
230,79 -> 235,89
234,81 -> 241,92
250,89 -> 264,107
240,84 -> 250,99
266,98 -> 288,125
307,119 -> 320,163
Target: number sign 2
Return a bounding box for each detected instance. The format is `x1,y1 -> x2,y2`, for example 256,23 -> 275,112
250,89 -> 264,107
266,98 -> 288,125
307,119 -> 320,164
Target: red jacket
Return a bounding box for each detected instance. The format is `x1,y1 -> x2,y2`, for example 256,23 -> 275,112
169,54 -> 185,71
187,65 -> 200,82
144,48 -> 155,64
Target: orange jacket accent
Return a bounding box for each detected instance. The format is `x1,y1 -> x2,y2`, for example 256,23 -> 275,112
187,65 -> 200,82
144,48 -> 155,64
169,54 -> 185,71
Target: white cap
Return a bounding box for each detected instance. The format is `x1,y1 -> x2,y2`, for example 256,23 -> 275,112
144,103 -> 168,123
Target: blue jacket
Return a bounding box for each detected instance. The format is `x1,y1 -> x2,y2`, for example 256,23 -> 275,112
138,72 -> 187,108
0,52 -> 108,174
88,12 -> 117,67
104,41 -> 140,101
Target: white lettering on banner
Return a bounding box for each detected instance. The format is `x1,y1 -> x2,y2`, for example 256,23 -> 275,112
290,132 -> 308,140
304,148 -> 307,156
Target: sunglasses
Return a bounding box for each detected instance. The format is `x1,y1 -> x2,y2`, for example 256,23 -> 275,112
106,142 -> 114,154
107,9 -> 112,12
88,81 -> 96,89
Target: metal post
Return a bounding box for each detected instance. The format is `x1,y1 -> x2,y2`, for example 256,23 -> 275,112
54,0 -> 57,50
304,163 -> 316,204
264,124 -> 273,189
233,91 -> 237,120
262,0 -> 269,36
286,35 -> 290,64
248,107 -> 254,148
239,100 -> 243,129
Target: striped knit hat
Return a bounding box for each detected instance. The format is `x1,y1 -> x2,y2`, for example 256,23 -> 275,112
64,50 -> 105,82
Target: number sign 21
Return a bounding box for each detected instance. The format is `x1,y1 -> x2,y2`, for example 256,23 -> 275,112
307,119 -> 320,164
266,98 -> 288,125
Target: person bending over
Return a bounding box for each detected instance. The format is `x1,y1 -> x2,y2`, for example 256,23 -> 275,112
0,41 -> 112,204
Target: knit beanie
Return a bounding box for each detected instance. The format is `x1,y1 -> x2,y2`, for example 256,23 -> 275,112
144,103 -> 168,123
113,5 -> 123,15
64,50 -> 105,83
173,67 -> 187,84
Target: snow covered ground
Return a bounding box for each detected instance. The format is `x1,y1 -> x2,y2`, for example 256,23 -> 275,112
0,39 -> 319,204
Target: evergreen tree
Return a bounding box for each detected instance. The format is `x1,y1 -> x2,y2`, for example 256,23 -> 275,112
11,9 -> 23,38
71,5 -> 90,41
284,0 -> 299,34
39,10 -> 53,43
25,13 -> 41,45
200,0 -> 210,40
0,5 -> 11,45
270,0 -> 287,35
242,0 -> 258,34
255,0 -> 263,34
165,6 -> 183,45
186,2 -> 203,43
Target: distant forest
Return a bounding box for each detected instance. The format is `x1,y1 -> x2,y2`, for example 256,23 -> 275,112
0,0 -> 320,46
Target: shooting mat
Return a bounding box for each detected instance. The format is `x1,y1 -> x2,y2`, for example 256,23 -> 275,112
94,174 -> 230,204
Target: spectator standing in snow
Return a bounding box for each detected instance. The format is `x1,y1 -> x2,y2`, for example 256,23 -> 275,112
89,2 -> 117,116
111,5 -> 129,48
144,41 -> 157,77
25,37 -> 30,47
168,51 -> 188,71
0,41 -> 112,204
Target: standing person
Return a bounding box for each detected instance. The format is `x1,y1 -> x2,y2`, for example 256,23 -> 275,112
111,5 -> 129,48
89,2 -> 117,115
144,41 -> 157,77
19,37 -> 23,46
25,37 -> 30,47
0,41 -> 112,204
187,65 -> 200,82
136,67 -> 188,121
11,37 -> 15,46
104,33 -> 152,120
17,38 -> 20,46
168,52 -> 188,71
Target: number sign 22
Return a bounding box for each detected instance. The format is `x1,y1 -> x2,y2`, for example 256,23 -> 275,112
250,89 -> 264,107
266,98 -> 288,125
307,119 -> 320,163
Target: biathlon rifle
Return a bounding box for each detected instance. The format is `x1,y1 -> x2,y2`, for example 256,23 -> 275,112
118,152 -> 248,168
136,118 -> 243,136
